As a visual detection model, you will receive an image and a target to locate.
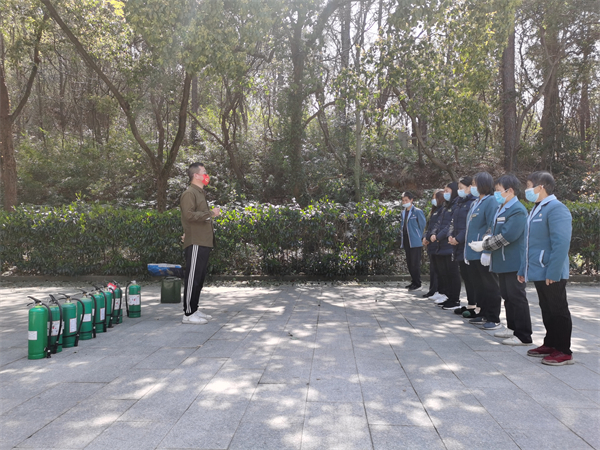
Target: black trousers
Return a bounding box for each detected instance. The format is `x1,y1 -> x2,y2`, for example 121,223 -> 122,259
534,280 -> 572,354
498,272 -> 532,343
404,244 -> 422,287
183,245 -> 212,316
427,253 -> 438,294
433,254 -> 461,303
468,259 -> 501,323
459,260 -> 476,306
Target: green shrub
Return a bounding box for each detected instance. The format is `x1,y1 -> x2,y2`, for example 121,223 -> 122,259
1,200 -> 598,277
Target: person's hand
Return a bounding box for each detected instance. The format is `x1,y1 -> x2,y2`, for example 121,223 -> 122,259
212,207 -> 221,217
431,235 -> 437,242
469,241 -> 484,252
422,238 -> 428,246
480,253 -> 491,266
546,279 -> 555,285
517,275 -> 525,284
449,236 -> 458,245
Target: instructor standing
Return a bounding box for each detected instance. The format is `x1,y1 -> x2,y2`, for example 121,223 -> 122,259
180,163 -> 221,325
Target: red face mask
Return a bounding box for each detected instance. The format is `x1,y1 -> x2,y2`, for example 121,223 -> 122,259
200,174 -> 210,186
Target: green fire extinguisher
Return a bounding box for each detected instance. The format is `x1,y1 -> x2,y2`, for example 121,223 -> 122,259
56,293 -> 85,348
108,282 -> 123,325
90,287 -> 106,334
47,296 -> 63,354
27,297 -> 52,360
76,289 -> 96,340
125,281 -> 141,318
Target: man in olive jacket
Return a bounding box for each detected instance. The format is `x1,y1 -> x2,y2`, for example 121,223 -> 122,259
180,163 -> 220,325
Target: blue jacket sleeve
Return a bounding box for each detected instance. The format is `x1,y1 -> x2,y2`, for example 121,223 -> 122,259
498,207 -> 526,244
546,204 -> 572,281
417,209 -> 426,236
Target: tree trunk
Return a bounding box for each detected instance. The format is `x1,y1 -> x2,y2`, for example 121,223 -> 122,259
190,75 -> 199,145
501,29 -> 517,172
354,109 -> 362,202
579,46 -> 591,151
338,2 -> 351,167
540,27 -> 560,170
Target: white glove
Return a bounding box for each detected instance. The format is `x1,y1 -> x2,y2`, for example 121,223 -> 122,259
480,253 -> 491,266
469,241 -> 484,252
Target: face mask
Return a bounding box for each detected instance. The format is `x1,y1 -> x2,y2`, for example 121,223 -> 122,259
494,191 -> 506,205
200,174 -> 210,186
471,186 -> 479,197
457,189 -> 466,198
402,202 -> 411,209
443,193 -> 451,201
525,188 -> 539,203
432,199 -> 437,207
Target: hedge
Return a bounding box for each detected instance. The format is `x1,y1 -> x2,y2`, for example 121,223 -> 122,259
1,200 -> 598,277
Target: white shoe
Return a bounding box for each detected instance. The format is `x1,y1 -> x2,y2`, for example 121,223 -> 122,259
196,311 -> 212,320
433,295 -> 448,304
502,336 -> 533,346
430,292 -> 443,300
494,329 -> 513,338
182,312 -> 208,325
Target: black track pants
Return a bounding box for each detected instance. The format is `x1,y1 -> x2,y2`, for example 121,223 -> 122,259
183,245 -> 212,316
534,280 -> 572,354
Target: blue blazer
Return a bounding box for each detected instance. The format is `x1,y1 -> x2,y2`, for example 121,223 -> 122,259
450,194 -> 476,262
489,197 -> 527,274
464,195 -> 498,261
400,206 -> 426,249
518,195 -> 572,282
432,197 -> 458,256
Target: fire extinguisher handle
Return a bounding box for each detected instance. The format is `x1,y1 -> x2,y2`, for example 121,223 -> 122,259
125,282 -> 132,318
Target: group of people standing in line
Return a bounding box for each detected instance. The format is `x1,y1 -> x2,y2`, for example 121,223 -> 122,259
399,171 -> 575,366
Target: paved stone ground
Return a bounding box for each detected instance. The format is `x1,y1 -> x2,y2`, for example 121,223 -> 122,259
0,280 -> 599,450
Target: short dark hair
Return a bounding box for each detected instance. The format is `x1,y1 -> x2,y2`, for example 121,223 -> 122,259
496,174 -> 521,198
459,176 -> 472,187
527,171 -> 555,195
187,162 -> 205,182
473,172 -> 494,196
402,191 -> 415,200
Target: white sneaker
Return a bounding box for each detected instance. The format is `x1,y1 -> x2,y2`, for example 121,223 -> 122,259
430,292 -> 443,300
494,329 -> 513,338
433,295 -> 448,304
196,311 -> 212,320
182,312 -> 208,325
502,336 -> 533,346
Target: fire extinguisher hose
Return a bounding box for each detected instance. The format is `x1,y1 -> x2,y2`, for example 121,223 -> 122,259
124,282 -> 132,318
48,295 -> 64,354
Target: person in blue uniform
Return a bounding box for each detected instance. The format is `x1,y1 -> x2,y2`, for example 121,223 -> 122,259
463,172 -> 503,330
449,176 -> 477,317
400,191 -> 427,291
518,171 -> 574,366
469,174 -> 532,345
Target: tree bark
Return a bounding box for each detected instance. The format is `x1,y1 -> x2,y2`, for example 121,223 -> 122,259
0,21 -> 43,211
190,75 -> 199,145
540,26 -> 561,170
501,29 -> 517,172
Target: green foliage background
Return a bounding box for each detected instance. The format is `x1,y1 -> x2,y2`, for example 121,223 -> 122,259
2,200 -> 598,277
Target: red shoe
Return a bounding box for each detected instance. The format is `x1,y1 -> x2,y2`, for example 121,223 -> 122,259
542,351 -> 574,366
527,345 -> 555,357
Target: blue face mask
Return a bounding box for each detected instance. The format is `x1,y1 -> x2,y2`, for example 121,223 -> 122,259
471,186 -> 479,197
443,193 -> 451,202
525,188 -> 539,203
457,189 -> 466,198
432,199 -> 437,207
402,202 -> 411,209
494,191 -> 506,205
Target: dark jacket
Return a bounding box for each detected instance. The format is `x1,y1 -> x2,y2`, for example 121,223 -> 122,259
424,208 -> 443,255
180,184 -> 215,249
432,197 -> 458,256
449,194 -> 476,262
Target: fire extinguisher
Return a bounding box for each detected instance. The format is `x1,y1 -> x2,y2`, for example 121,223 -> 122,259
94,284 -> 114,329
90,286 -> 106,334
125,281 -> 141,318
56,293 -> 85,348
107,282 -> 123,325
48,295 -> 64,354
77,289 -> 96,340
27,297 -> 52,360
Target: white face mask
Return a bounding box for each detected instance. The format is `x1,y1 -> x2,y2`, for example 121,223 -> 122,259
402,202 -> 411,208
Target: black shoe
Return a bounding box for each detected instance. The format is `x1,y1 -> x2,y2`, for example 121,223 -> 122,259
423,291 -> 436,298
441,301 -> 461,310
454,306 -> 468,315
405,284 -> 414,289
408,285 -> 422,292
462,309 -> 480,319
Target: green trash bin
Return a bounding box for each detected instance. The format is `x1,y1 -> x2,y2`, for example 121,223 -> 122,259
161,277 -> 182,304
